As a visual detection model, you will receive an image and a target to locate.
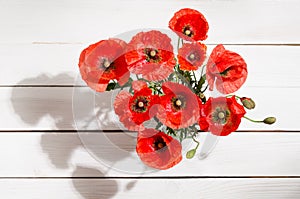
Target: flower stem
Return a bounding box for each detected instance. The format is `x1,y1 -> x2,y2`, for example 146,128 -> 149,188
243,116 -> 263,123
201,84 -> 209,93
192,71 -> 197,82
200,65 -> 205,77
186,135 -> 200,159
192,136 -> 200,150
173,72 -> 179,83
177,37 -> 181,52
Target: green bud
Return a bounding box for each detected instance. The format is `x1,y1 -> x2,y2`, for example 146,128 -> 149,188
186,149 -> 196,159
241,97 -> 256,110
263,117 -> 276,125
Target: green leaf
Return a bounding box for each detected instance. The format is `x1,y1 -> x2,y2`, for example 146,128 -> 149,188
198,75 -> 206,88
166,127 -> 176,136
106,82 -> 117,91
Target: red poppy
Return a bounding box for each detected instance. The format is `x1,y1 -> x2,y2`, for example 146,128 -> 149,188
78,38 -> 130,92
125,30 -> 176,81
178,42 -> 207,71
136,128 -> 182,170
169,8 -> 209,41
206,44 -> 248,94
199,96 -> 246,136
156,82 -> 201,129
114,82 -> 158,131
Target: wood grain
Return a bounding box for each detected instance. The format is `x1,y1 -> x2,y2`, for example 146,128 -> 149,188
0,0 -> 299,44
0,0 -> 299,197
1,45 -> 300,86
0,178 -> 299,199
0,132 -> 298,177
2,87 -> 297,130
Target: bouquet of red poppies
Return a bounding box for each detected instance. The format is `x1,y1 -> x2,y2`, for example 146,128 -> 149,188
78,8 -> 276,170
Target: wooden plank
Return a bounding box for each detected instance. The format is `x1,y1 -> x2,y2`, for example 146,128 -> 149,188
0,0 -> 299,44
0,44 -> 80,86
3,87 -> 299,130
0,132 -> 298,177
1,45 -> 300,87
0,178 -> 300,199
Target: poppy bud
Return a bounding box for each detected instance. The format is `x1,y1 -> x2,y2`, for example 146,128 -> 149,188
263,117 -> 276,125
240,97 -> 255,110
186,149 -> 196,159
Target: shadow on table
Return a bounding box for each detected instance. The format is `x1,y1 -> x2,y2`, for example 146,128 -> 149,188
10,73 -> 139,198
73,166 -> 118,199
10,73 -> 75,129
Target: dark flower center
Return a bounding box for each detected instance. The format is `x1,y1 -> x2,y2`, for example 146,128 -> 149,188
98,57 -> 115,71
152,137 -> 167,151
183,26 -> 194,37
187,52 -> 200,62
172,95 -> 186,111
212,107 -> 230,124
131,96 -> 150,113
145,48 -> 161,63
219,67 -> 232,76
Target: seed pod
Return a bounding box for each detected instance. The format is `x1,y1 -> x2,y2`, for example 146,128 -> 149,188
186,149 -> 196,159
263,117 -> 276,125
240,97 -> 256,110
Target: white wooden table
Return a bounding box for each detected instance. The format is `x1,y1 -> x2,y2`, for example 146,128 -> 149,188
1,0 -> 300,198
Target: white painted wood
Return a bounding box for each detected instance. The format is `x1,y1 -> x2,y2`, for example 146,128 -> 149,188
0,178 -> 300,199
3,87 -> 299,130
0,0 -> 299,44
0,132 -> 298,177
0,0 -> 299,197
1,45 -> 300,87
0,44 -> 80,86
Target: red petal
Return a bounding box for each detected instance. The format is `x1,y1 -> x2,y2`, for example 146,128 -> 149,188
125,30 -> 175,81
129,87 -> 157,125
206,45 -> 247,94
156,82 -> 200,129
114,91 -> 145,131
178,42 -> 207,71
136,129 -> 182,170
199,97 -> 246,136
78,39 -> 130,92
169,8 -> 209,41
132,80 -> 148,92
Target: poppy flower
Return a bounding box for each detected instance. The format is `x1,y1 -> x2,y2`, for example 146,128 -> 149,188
199,96 -> 246,136
156,82 -> 201,129
169,8 -> 209,41
136,128 -> 182,170
206,44 -> 248,94
78,38 -> 130,92
177,42 -> 207,71
114,81 -> 158,131
125,30 -> 176,81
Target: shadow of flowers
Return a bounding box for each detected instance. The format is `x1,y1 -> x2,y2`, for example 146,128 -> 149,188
10,73 -> 140,198
72,166 -> 118,199
10,73 -> 75,129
